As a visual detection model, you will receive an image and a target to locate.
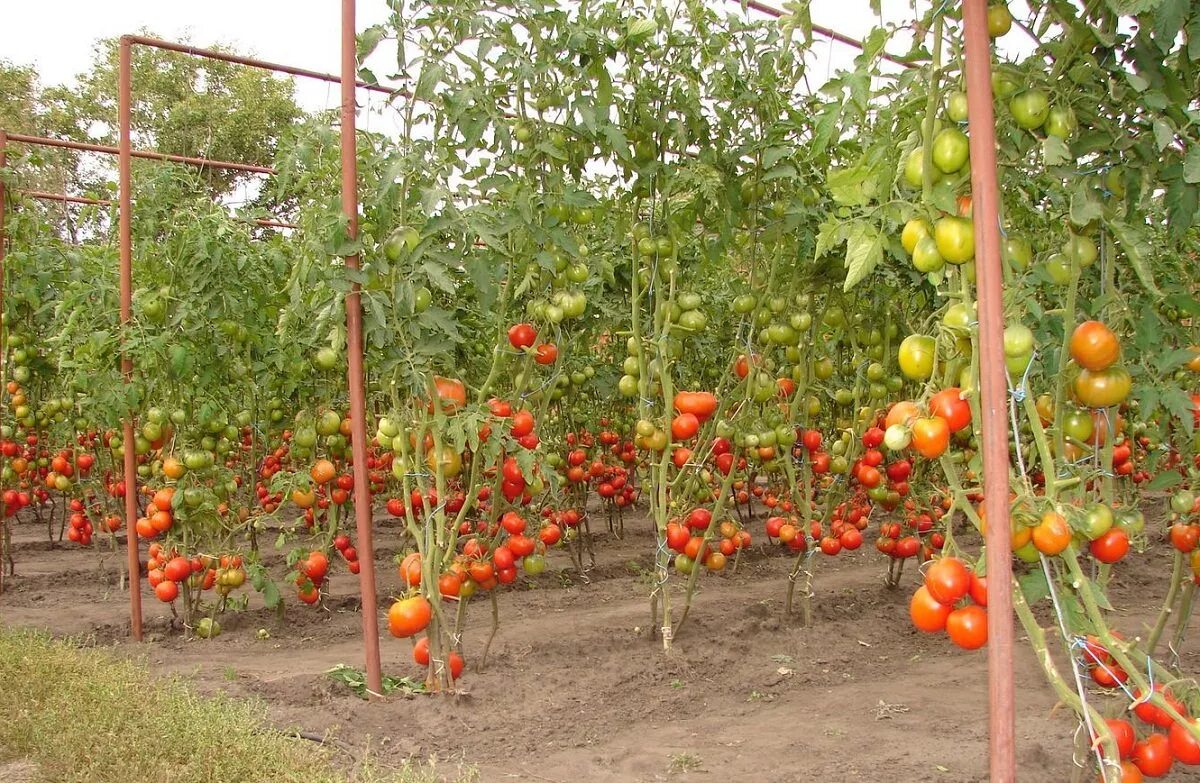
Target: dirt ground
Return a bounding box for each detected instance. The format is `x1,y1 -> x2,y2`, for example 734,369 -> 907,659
2,509 -> 1199,783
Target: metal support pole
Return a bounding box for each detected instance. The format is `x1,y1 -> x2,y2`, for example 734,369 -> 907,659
4,132 -> 276,175
118,37 -> 144,642
961,2 -> 1016,779
341,0 -> 383,695
0,129 -> 7,600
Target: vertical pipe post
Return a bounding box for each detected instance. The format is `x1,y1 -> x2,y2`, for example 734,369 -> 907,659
961,2 -> 1015,779
341,0 -> 383,695
0,130 -> 7,600
118,37 -> 144,642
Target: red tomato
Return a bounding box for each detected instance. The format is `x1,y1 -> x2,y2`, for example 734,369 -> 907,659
507,322 -> 537,349
910,585 -> 952,632
945,605 -> 988,650
929,388 -> 971,432
924,557 -> 971,605
1132,733 -> 1173,778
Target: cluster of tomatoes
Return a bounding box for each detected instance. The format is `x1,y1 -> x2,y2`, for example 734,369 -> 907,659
507,321 -> 559,367
1081,637 -> 1200,780
66,496 -> 120,546
133,486 -> 176,540
665,508 -> 751,574
909,556 -> 989,650
294,549 -> 331,605
1166,490 -> 1200,586
146,542 -> 245,606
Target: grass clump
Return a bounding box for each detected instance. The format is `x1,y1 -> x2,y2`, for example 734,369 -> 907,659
0,628 -> 472,783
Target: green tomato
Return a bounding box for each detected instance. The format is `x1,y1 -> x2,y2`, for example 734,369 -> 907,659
912,235 -> 945,273
904,148 -> 941,189
946,91 -> 969,123
1079,503 -> 1114,540
1043,252 -> 1074,285
1170,491 -> 1195,515
897,334 -> 936,381
1002,324 -> 1034,358
987,4 -> 1013,37
1044,106 -> 1076,139
1002,236 -> 1033,271
1009,90 -> 1050,130
932,128 -> 970,174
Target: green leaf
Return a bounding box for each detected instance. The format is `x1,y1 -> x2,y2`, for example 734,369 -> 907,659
1018,569 -> 1051,604
1153,118 -> 1175,152
414,63 -> 445,102
1147,471 -> 1184,491
1152,0 -> 1188,52
1042,136 -> 1072,166
1069,181 -> 1104,226
260,579 -> 281,610
1108,220 -> 1162,297
1184,147 -> 1200,185
1104,0 -> 1162,12
357,25 -> 387,64
842,223 -> 883,292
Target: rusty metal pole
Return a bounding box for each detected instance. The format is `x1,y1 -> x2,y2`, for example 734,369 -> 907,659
0,129 -> 7,600
961,2 -> 1016,779
118,37 -> 144,642
341,0 -> 383,695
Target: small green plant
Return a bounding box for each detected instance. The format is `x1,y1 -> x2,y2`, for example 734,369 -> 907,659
668,753 -> 703,774
325,664 -> 426,699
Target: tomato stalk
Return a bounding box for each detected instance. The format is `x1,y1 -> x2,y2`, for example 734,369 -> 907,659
1011,577 -> 1122,782
1145,548 -> 1184,656
1059,544 -> 1200,745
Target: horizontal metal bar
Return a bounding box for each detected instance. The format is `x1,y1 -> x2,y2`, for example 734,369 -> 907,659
737,0 -> 915,69
124,34 -> 400,95
4,132 -> 277,174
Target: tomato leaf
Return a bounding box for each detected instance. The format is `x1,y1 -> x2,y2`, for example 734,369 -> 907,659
1108,220 -> 1162,297
357,25 -> 387,65
842,223 -> 883,293
1153,118 -> 1176,151
1147,471 -> 1184,491
1069,181 -> 1104,226
1183,146 -> 1200,185
1103,0 -> 1163,14
1017,570 -> 1050,604
1042,136 -> 1072,166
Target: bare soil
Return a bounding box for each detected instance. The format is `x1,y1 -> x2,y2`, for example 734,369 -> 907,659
2,511 -> 1199,783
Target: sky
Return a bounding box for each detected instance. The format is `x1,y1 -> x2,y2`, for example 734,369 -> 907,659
0,0 -> 953,117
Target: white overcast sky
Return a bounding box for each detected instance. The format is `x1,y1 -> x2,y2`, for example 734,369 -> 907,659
0,0 -> 984,113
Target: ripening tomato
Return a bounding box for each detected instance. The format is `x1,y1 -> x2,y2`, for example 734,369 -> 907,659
1074,366 -> 1132,409
946,605 -> 988,650
388,596 -> 432,638
431,376 -> 467,414
934,216 -> 974,264
911,417 -> 951,459
1070,321 -> 1120,371
1032,511 -> 1071,556
534,343 -> 558,365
